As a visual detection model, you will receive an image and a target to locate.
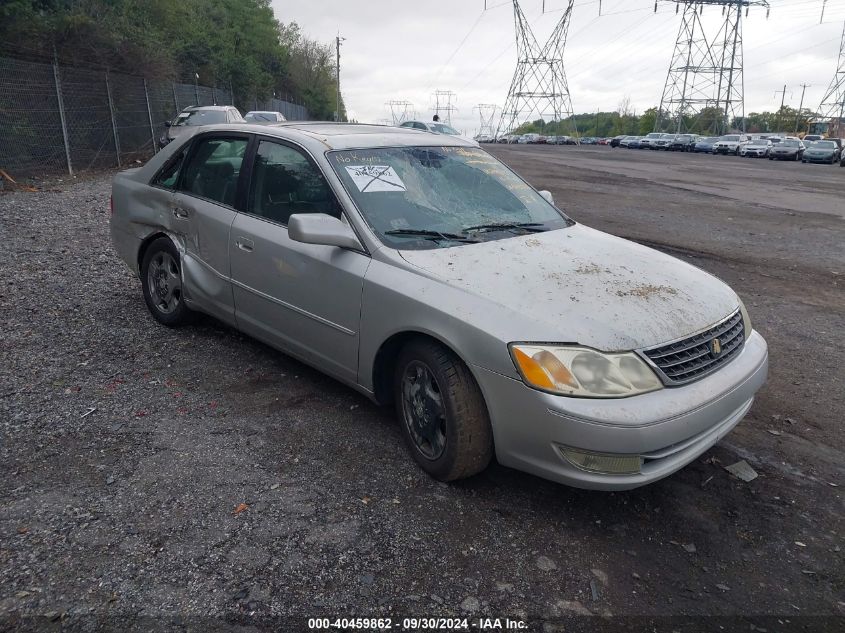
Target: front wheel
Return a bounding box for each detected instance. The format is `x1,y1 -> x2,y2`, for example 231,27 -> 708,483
394,340 -> 493,481
140,237 -> 196,327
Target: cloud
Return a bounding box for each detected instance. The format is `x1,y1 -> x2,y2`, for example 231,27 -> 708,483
274,0 -> 845,133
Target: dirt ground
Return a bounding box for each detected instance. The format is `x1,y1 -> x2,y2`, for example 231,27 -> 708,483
1,145 -> 843,632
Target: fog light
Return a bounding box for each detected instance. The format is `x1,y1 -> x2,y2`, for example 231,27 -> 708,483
559,446 -> 642,475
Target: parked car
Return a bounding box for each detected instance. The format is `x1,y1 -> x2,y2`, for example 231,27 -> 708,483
160,105 -> 244,147
597,138 -> 610,145
610,135 -> 626,148
244,111 -> 287,123
398,120 -> 479,146
619,135 -> 640,148
713,134 -> 750,155
740,139 -> 772,158
652,133 -> 676,150
626,136 -> 642,149
769,139 -> 805,161
802,134 -> 823,143
669,134 -> 698,152
693,136 -> 720,153
802,140 -> 841,164
111,122 -> 767,490
639,132 -> 663,149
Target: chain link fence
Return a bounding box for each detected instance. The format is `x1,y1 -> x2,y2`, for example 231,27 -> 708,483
0,56 -> 310,177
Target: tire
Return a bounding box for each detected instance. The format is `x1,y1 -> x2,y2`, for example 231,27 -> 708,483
140,237 -> 196,327
393,339 -> 493,481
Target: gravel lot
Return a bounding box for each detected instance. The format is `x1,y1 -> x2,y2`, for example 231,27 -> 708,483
1,147 -> 843,632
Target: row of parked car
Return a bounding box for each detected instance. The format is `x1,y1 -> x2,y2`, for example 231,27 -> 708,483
159,105 -> 288,147
482,133 -> 606,145
610,132 -> 845,165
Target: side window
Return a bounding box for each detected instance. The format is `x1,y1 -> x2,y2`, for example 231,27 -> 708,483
413,122 -> 427,130
247,141 -> 340,225
399,122 -> 412,128
179,137 -> 247,207
152,148 -> 187,189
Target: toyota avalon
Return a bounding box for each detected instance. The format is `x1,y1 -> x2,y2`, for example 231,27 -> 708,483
110,123 -> 768,490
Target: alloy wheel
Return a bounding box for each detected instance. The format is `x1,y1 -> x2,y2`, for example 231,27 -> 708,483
146,251 -> 182,314
400,361 -> 447,461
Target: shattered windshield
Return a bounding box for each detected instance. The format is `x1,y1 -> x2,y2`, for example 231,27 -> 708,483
327,146 -> 572,250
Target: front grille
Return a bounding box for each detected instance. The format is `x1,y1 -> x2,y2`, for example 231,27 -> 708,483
642,311 -> 745,385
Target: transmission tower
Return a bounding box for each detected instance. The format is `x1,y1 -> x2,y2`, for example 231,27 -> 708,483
474,104 -> 499,138
385,100 -> 415,125
495,1 -> 577,137
816,20 -> 845,137
656,1 -> 770,135
432,90 -> 458,123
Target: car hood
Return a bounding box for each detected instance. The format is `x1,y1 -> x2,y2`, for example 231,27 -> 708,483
398,225 -> 739,351
772,146 -> 798,152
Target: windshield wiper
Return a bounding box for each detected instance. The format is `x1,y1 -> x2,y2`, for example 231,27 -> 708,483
384,229 -> 479,243
461,222 -> 548,234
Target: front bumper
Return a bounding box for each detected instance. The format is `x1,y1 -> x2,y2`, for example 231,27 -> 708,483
804,154 -> 835,163
714,146 -> 737,154
473,331 -> 768,490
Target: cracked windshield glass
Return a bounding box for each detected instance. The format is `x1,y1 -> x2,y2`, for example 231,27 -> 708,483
328,146 -> 572,249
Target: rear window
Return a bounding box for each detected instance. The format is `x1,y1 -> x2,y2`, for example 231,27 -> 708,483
172,110 -> 228,126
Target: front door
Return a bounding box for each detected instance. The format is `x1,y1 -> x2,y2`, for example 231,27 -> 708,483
229,138 -> 370,383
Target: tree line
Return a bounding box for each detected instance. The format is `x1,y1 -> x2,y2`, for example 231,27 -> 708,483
0,0 -> 345,120
513,99 -> 816,138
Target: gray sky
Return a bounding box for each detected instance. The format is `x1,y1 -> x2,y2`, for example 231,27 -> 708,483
274,0 -> 845,133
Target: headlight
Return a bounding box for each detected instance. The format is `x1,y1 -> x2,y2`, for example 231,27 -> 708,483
509,344 -> 663,398
739,299 -> 752,340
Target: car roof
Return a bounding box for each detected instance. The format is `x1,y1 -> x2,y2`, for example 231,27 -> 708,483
193,122 -> 476,150
246,110 -> 280,115
183,105 -> 234,112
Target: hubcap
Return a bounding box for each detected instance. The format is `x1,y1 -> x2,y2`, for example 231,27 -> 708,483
147,251 -> 182,314
400,361 -> 447,461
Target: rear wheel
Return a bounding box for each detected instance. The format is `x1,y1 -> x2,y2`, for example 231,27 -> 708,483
393,340 -> 493,481
140,237 -> 196,327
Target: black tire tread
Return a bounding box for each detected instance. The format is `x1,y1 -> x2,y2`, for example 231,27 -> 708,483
395,339 -> 493,481
140,237 -> 196,328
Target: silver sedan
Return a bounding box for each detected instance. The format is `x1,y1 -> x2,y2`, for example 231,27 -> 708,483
110,122 -> 768,490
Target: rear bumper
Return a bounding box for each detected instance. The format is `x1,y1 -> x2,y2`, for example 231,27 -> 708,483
473,331 -> 768,491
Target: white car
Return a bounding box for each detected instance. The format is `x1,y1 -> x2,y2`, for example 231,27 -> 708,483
713,134 -> 750,155
244,111 -> 287,123
398,120 -> 480,147
639,132 -> 663,149
740,139 -> 772,158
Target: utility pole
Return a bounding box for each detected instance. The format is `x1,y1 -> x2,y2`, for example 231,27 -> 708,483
496,1 -> 577,137
336,34 -> 345,122
657,1 -> 770,135
432,90 -> 458,124
795,83 -> 810,133
817,20 -> 845,137
774,84 -> 789,133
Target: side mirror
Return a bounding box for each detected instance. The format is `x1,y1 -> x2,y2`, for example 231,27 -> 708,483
539,190 -> 554,205
288,213 -> 363,251
164,121 -> 171,128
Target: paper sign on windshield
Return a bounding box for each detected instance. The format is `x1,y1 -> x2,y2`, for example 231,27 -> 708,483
345,165 -> 406,193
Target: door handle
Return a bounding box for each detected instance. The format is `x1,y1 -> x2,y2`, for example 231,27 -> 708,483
235,237 -> 254,252
172,206 -> 190,219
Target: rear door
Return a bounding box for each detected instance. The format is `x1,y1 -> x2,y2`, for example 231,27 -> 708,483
171,133 -> 250,324
229,138 -> 370,383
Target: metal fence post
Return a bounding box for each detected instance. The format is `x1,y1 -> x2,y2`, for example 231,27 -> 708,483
144,78 -> 157,154
172,82 -> 179,113
105,71 -> 121,167
52,60 -> 73,176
